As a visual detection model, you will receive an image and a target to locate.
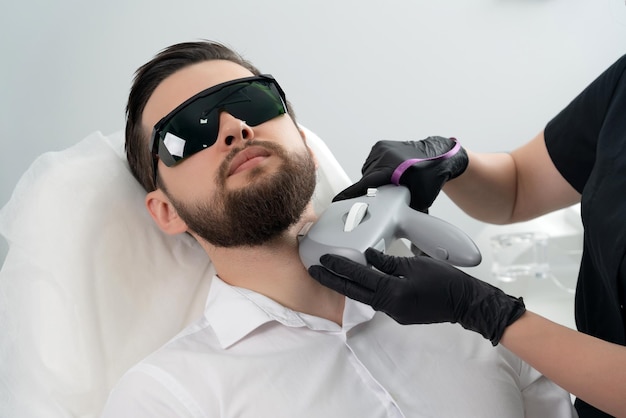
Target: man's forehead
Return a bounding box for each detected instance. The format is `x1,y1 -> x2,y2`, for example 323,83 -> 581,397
142,60 -> 255,132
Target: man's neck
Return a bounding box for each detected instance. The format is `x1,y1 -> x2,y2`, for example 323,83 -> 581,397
200,208 -> 346,325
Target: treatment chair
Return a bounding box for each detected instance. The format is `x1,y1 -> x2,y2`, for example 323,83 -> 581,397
0,127 -> 352,418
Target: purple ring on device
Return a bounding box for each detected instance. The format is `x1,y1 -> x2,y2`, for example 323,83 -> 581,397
391,138 -> 460,185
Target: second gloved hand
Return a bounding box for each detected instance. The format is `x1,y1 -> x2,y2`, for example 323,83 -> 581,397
308,248 -> 525,345
333,137 -> 468,212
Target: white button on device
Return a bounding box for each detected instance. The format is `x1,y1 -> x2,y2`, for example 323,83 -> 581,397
344,202 -> 369,232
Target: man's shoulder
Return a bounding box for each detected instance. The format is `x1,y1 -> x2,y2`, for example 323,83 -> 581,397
149,314 -> 221,360
108,315 -> 222,394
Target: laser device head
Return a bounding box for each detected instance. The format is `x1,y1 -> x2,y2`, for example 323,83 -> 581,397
299,185 -> 482,269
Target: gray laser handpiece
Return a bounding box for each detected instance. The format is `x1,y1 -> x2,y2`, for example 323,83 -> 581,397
299,185 -> 482,268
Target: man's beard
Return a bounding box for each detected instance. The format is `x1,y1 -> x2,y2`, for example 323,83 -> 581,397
164,140 -> 317,247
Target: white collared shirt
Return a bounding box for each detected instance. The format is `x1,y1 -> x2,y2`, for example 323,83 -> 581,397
101,277 -> 576,418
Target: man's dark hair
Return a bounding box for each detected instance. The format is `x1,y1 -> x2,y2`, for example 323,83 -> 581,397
125,40 -> 296,192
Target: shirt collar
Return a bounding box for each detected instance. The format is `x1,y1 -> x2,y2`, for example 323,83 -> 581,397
204,276 -> 376,349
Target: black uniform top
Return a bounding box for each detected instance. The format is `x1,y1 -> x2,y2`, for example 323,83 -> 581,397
545,55 -> 626,418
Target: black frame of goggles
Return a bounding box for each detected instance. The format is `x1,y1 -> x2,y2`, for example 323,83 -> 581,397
149,74 -> 287,180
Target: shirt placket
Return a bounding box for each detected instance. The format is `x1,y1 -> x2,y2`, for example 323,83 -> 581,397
341,331 -> 406,418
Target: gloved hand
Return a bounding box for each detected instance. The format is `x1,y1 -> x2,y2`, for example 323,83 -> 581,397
308,248 -> 525,345
333,137 -> 468,212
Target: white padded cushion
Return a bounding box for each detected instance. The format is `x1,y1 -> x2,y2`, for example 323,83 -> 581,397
0,127 -> 351,417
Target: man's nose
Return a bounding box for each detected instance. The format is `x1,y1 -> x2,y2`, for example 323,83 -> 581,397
218,112 -> 255,147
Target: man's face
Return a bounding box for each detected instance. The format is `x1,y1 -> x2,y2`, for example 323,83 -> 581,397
143,60 -> 317,246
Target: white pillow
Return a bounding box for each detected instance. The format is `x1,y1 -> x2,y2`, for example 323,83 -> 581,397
0,127 -> 351,417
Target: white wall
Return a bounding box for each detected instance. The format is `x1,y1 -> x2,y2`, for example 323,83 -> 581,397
1,0 -> 626,267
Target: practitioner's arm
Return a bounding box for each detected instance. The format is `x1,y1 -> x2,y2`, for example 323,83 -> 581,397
500,311 -> 626,417
443,131 -> 580,224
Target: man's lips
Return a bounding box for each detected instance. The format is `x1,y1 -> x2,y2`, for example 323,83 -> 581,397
228,146 -> 272,176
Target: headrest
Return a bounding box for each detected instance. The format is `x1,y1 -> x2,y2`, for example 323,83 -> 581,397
0,127 -> 351,417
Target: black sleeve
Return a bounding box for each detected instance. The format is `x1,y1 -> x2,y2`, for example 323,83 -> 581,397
544,54 -> 626,193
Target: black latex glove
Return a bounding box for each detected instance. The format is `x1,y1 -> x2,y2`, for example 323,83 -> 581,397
308,248 -> 525,345
333,137 -> 468,212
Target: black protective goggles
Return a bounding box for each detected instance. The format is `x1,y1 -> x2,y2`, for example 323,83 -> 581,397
149,74 -> 287,177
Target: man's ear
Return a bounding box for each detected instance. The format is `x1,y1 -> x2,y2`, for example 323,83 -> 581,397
145,189 -> 188,235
